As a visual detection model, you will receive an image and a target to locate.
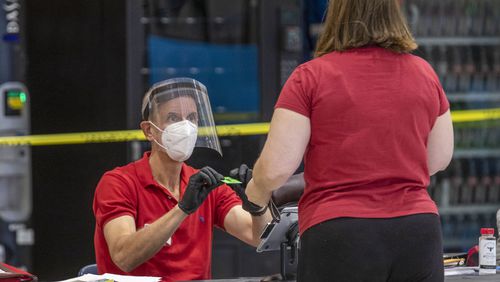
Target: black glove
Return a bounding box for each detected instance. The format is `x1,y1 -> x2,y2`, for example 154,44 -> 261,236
230,164 -> 252,187
229,164 -> 267,216
178,166 -> 223,215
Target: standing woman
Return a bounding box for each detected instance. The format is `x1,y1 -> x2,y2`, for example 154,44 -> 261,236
244,0 -> 453,281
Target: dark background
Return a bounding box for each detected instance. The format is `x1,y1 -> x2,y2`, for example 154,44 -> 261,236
26,0 -> 129,279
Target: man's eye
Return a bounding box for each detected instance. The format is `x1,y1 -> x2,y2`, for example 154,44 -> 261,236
167,115 -> 181,122
187,113 -> 198,124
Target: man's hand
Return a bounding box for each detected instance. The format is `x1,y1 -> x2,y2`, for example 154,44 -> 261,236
230,164 -> 252,187
229,164 -> 267,216
178,166 -> 223,215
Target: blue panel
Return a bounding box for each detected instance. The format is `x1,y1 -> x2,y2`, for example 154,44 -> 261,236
148,36 -> 260,120
307,0 -> 328,23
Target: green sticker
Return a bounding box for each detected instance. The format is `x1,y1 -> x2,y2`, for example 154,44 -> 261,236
221,176 -> 242,184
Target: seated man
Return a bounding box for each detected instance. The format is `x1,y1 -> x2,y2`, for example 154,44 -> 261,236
93,78 -> 271,281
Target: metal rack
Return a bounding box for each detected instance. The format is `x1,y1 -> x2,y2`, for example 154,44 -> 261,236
407,0 -> 500,251
416,37 -> 500,46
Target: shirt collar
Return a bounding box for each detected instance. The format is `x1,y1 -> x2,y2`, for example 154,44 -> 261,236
135,151 -> 190,191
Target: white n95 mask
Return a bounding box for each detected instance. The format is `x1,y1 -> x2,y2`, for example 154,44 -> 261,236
150,120 -> 198,162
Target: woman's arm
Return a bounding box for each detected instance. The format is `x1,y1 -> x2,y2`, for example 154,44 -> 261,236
427,110 -> 454,175
246,108 -> 310,206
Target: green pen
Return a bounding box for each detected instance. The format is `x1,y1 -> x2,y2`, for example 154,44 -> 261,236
221,176 -> 242,184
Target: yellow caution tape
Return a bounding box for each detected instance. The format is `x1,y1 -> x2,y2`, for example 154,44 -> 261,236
0,123 -> 270,146
0,130 -> 145,146
0,108 -> 498,146
451,107 -> 500,123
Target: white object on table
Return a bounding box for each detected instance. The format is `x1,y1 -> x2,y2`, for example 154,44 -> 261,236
444,266 -> 477,276
55,273 -> 161,282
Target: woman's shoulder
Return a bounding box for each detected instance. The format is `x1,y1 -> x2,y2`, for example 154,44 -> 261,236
294,55 -> 333,77
403,53 -> 440,81
404,52 -> 432,67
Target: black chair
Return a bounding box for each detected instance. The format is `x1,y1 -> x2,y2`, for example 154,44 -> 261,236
78,264 -> 98,276
271,173 -> 305,207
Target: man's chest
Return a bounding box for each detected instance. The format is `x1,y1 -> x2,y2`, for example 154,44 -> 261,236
134,189 -> 215,234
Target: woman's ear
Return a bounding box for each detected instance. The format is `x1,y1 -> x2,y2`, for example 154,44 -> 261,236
140,121 -> 155,142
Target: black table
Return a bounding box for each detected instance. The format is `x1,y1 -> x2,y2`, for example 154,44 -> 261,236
445,274 -> 500,281
188,273 -> 500,282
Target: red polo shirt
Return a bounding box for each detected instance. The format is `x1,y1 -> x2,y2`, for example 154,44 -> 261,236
275,46 -> 449,233
93,152 -> 241,282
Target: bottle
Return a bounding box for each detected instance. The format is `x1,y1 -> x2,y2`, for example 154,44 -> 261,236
484,0 -> 496,36
479,228 -> 497,275
449,159 -> 463,205
490,160 -> 500,204
474,159 -> 490,204
460,159 -> 477,204
444,48 -> 458,93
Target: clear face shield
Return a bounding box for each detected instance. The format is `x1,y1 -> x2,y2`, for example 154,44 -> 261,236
142,78 -> 222,161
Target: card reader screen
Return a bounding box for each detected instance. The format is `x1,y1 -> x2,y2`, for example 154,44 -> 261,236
4,89 -> 26,116
260,222 -> 276,239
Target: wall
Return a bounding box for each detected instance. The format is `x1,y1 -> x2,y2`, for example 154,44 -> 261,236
25,1 -> 128,280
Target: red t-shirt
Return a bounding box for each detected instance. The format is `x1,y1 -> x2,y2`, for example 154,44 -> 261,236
93,152 -> 241,282
275,46 -> 449,233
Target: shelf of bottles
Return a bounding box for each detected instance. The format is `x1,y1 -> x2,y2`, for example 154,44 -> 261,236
404,0 -> 500,252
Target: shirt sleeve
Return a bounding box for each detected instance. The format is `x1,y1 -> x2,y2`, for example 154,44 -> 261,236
436,82 -> 450,116
213,184 -> 242,230
274,65 -> 315,118
93,171 -> 137,228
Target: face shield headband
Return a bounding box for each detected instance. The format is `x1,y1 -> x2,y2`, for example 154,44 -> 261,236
141,78 -> 223,157
142,80 -> 208,121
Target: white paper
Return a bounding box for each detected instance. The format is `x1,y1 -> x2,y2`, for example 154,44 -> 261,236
102,273 -> 160,282
55,273 -> 160,282
444,266 -> 477,276
54,274 -> 102,282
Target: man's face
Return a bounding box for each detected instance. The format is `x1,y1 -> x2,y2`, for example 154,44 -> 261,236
153,95 -> 198,129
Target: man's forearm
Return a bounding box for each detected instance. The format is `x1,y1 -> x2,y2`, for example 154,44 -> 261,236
111,206 -> 187,272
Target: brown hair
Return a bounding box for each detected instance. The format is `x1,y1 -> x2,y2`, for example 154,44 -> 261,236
314,0 -> 417,57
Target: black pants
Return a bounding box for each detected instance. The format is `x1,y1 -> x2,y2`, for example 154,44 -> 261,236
297,214 -> 444,282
